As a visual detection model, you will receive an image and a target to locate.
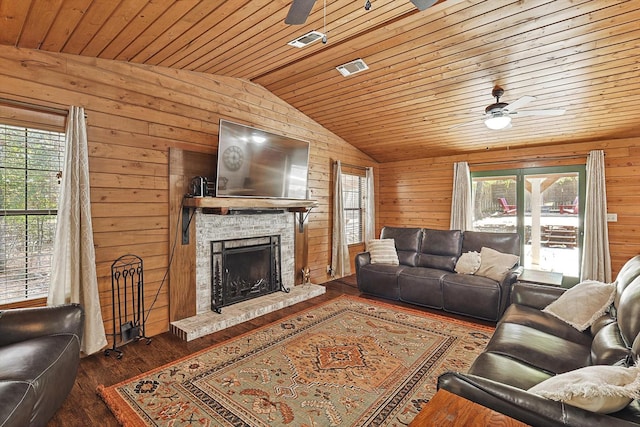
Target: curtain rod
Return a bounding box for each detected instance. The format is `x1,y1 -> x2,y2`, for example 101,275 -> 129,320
0,97 -> 69,117
335,161 -> 370,171
469,154 -> 590,167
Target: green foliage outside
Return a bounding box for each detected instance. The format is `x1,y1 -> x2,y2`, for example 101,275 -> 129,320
0,124 -> 64,303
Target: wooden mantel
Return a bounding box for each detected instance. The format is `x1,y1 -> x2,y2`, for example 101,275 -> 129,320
183,196 -> 318,214
181,196 -> 318,245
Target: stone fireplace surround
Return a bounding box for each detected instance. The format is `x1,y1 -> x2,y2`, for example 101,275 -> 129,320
195,211 -> 294,314
170,210 -> 325,341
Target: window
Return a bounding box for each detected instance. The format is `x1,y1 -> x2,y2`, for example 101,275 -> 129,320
342,173 -> 365,245
472,166 -> 585,285
1,124 -> 64,304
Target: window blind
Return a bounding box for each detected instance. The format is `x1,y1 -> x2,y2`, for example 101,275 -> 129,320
0,124 -> 64,304
341,173 -> 365,245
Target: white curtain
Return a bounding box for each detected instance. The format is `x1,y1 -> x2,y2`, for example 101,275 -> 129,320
450,161 -> 473,231
331,161 -> 351,277
364,167 -> 376,248
48,106 -> 107,355
581,150 -> 612,282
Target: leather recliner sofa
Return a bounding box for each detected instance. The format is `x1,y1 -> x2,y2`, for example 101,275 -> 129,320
355,226 -> 520,322
0,304 -> 84,427
439,255 -> 640,426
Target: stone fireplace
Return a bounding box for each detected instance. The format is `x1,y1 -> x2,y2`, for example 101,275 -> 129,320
170,208 -> 325,341
210,235 -> 284,313
194,211 -> 294,315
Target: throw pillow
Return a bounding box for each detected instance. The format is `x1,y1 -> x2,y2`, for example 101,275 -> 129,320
455,251 -> 481,274
543,280 -> 616,331
368,239 -> 399,265
528,365 -> 640,414
474,247 -> 519,282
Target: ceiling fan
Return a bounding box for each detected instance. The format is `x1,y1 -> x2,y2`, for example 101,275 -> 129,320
454,86 -> 566,130
285,0 -> 439,25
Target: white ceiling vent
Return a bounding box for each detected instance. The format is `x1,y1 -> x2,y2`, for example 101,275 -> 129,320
288,31 -> 325,48
336,59 -> 369,77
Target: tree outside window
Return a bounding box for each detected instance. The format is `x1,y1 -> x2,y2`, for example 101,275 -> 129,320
0,124 -> 64,304
341,173 -> 365,245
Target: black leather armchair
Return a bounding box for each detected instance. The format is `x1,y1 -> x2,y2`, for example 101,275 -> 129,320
0,304 -> 84,427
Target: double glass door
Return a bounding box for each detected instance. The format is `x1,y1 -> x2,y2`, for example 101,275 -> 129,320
472,166 -> 585,285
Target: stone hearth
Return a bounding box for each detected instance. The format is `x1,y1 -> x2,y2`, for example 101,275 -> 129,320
170,284 -> 325,341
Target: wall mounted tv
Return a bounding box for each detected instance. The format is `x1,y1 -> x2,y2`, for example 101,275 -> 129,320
215,120 -> 310,200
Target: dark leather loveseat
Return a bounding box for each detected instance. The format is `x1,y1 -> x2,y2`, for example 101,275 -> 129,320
355,226 -> 520,322
439,255 -> 640,426
0,304 -> 84,427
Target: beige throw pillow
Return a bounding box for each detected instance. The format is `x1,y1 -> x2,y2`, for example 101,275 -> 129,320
474,247 -> 519,282
543,280 -> 616,331
529,365 -> 640,414
368,239 -> 399,265
455,251 -> 481,274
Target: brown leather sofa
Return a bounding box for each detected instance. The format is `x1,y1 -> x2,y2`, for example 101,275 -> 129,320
355,226 -> 520,322
0,304 -> 84,427
439,255 -> 640,426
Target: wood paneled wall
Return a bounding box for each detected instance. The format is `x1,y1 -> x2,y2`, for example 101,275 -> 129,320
0,45 -> 376,339
378,138 -> 640,276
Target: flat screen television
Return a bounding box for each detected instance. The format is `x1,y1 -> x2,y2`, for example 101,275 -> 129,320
215,120 -> 310,200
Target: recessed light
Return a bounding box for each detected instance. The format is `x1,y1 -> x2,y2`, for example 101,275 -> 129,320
336,59 -> 369,77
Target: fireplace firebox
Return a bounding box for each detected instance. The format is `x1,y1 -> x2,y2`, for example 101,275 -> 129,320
210,235 -> 288,313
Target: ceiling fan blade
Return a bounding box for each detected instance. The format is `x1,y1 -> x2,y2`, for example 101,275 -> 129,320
503,95 -> 536,113
511,109 -> 566,117
410,0 -> 439,10
285,0 -> 316,25
449,119 -> 482,129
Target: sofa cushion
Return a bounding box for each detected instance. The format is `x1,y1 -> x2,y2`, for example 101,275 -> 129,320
398,267 -> 447,309
484,322 -> 592,374
441,273 -> 503,321
613,255 -> 640,310
417,229 -> 462,272
462,230 -> 520,256
468,352 -> 553,390
454,251 -> 481,274
616,276 -> 640,350
380,227 -> 421,266
357,264 -> 405,300
529,365 -> 640,414
590,322 -> 632,366
474,247 -> 519,282
543,280 -> 616,331
499,304 -> 593,347
367,239 -> 399,265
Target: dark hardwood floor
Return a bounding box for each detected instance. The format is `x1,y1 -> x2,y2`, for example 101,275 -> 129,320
47,276 -> 487,426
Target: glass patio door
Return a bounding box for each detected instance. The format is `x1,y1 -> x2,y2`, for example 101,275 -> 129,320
472,166 -> 585,285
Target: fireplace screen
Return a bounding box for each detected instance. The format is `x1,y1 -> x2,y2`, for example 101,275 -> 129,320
210,235 -> 285,313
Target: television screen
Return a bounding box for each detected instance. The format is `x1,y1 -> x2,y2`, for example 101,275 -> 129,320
215,120 -> 310,200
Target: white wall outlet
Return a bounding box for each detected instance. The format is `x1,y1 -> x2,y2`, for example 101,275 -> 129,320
607,213 -> 618,222
327,265 -> 332,274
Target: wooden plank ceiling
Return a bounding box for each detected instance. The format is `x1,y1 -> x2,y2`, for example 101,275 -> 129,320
1,0 -> 639,162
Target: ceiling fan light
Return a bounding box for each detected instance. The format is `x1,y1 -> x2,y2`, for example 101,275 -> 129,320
288,31 -> 325,48
485,114 -> 511,130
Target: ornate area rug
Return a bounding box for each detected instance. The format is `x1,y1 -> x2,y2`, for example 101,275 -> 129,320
98,296 -> 493,426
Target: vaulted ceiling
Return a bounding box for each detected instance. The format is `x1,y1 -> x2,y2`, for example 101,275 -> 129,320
1,0 -> 639,162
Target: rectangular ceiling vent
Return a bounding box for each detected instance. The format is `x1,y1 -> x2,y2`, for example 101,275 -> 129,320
288,31 -> 325,48
336,59 -> 369,77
